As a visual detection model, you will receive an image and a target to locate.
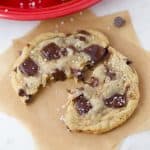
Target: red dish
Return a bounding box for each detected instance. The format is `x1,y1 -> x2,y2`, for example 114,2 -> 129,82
0,0 -> 101,20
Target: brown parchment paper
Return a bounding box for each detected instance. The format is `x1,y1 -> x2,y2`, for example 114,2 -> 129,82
0,10 -> 148,150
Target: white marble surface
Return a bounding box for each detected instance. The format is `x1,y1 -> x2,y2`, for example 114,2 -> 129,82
0,0 -> 150,149
0,113 -> 35,150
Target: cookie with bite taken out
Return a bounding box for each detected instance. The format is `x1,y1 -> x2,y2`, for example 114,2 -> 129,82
11,29 -> 139,133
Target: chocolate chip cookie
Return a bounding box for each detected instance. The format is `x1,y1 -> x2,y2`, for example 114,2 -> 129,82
11,29 -> 139,133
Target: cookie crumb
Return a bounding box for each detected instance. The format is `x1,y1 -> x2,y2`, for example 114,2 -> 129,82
60,115 -> 64,121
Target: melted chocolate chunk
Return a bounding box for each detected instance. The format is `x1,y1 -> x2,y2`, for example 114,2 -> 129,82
126,59 -> 132,65
88,77 -> 99,87
73,94 -> 92,115
52,69 -> 66,81
76,36 -> 86,42
41,43 -> 61,60
78,30 -> 90,35
19,57 -> 38,76
104,94 -> 127,108
106,68 -> 116,80
71,69 -> 85,81
84,44 -> 108,64
114,16 -> 126,28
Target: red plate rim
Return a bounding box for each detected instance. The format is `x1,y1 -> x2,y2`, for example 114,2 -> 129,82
0,0 -> 101,20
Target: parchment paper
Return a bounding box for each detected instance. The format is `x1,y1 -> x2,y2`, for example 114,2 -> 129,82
0,10 -> 148,150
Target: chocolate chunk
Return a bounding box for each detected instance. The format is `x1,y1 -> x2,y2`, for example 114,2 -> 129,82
88,77 -> 99,87
84,44 -> 108,64
18,89 -> 32,103
71,69 -> 85,81
126,59 -> 132,65
78,30 -> 90,35
66,33 -> 72,37
60,48 -> 68,56
77,36 -> 86,42
104,94 -> 127,108
41,43 -> 61,60
114,16 -> 126,28
106,68 -> 116,80
52,69 -> 66,81
73,94 -> 92,115
18,89 -> 26,97
19,57 -> 38,76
